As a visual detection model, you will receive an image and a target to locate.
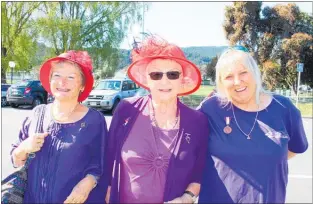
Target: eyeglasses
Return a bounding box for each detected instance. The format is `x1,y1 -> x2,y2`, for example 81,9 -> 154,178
148,71 -> 181,80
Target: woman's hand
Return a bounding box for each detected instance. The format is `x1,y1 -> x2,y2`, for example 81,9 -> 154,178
105,186 -> 111,203
20,132 -> 49,153
164,194 -> 194,203
64,175 -> 96,203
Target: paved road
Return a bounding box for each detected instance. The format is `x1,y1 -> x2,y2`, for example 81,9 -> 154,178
1,106 -> 312,203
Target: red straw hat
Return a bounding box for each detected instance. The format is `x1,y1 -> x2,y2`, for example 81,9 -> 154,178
127,36 -> 202,96
39,50 -> 94,102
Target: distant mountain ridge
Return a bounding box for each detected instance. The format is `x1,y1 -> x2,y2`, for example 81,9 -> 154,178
33,42 -> 228,70
118,46 -> 228,69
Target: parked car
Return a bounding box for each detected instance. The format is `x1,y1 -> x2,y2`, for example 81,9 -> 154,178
1,84 -> 11,107
299,85 -> 312,93
6,80 -> 48,108
134,87 -> 150,97
82,78 -> 139,113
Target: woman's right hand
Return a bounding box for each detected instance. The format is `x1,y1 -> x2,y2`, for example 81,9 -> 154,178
20,132 -> 49,153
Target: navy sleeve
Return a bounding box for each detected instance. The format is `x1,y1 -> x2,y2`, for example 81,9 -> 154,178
105,100 -> 125,185
84,111 -> 108,181
286,99 -> 308,153
10,116 -> 31,167
10,105 -> 45,167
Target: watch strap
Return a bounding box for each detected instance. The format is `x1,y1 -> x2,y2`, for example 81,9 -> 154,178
184,190 -> 197,203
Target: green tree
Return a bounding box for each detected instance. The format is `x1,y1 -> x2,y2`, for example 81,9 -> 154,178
205,55 -> 218,82
223,2 -> 262,58
1,2 -> 42,83
223,2 -> 313,92
261,60 -> 283,90
36,2 -> 146,75
281,33 -> 313,92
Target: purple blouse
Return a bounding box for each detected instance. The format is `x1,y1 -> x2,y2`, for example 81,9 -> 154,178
11,104 -> 108,203
120,105 -> 179,203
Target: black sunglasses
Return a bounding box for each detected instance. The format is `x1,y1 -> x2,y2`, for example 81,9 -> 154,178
148,71 -> 181,80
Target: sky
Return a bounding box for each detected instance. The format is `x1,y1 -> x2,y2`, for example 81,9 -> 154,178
120,1 -> 313,49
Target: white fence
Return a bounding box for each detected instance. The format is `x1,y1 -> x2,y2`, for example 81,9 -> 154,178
180,91 -> 313,109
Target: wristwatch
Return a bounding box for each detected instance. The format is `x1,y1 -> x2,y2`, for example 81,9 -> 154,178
184,190 -> 197,203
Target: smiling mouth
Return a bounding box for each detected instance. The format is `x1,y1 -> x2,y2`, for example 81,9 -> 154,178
56,88 -> 70,92
159,89 -> 172,92
235,87 -> 247,92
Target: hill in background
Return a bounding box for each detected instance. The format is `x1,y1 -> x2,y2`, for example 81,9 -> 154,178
118,46 -> 227,69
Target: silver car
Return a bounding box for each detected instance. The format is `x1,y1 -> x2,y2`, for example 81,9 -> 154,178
82,78 -> 139,113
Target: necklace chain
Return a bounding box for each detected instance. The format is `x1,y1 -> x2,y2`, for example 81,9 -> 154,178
51,103 -> 79,122
150,102 -> 180,156
231,103 -> 259,139
151,102 -> 179,129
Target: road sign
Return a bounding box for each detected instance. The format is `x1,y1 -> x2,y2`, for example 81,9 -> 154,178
297,63 -> 304,72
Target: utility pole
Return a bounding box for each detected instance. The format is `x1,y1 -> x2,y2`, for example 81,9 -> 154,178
142,2 -> 145,41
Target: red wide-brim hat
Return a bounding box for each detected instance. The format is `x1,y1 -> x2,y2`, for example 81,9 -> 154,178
127,37 -> 202,96
39,50 -> 94,102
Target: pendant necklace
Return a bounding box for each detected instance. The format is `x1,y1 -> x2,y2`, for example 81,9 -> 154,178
231,103 -> 259,140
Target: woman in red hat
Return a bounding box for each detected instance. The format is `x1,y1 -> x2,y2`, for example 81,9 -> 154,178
104,36 -> 209,203
10,50 -> 108,203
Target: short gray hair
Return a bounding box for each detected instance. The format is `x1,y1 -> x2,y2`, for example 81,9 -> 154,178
215,49 -> 265,105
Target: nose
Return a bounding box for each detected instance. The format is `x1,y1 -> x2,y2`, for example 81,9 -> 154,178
233,75 -> 241,86
160,73 -> 170,85
58,77 -> 67,86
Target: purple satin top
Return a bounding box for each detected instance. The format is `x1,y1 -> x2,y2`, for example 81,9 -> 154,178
120,105 -> 179,203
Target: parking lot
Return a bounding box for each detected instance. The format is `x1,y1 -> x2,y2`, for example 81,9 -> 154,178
1,106 -> 312,203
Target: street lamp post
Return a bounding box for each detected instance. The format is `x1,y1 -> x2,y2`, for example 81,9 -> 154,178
9,61 -> 15,84
142,2 -> 145,40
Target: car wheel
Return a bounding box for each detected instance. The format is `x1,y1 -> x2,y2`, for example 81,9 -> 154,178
112,99 -> 120,114
32,97 -> 42,108
10,103 -> 19,108
1,97 -> 7,107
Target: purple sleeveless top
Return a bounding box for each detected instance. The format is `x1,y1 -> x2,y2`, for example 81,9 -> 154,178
120,105 -> 179,203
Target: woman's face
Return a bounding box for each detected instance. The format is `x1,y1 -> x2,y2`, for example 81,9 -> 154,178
50,61 -> 84,102
146,59 -> 183,102
220,63 -> 256,105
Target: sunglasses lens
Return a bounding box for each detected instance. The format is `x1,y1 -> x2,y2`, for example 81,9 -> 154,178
167,71 -> 181,80
149,72 -> 163,80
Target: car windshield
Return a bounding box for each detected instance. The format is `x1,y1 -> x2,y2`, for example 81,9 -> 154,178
94,81 -> 121,90
15,80 -> 32,87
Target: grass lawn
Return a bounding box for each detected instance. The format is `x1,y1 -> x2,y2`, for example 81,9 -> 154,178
191,85 -> 215,97
185,85 -> 312,117
297,103 -> 313,118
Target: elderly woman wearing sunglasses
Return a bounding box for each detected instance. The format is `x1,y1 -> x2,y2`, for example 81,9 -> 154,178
103,36 -> 209,203
197,46 -> 308,203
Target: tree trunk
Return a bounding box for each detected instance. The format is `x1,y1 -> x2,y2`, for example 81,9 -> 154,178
1,68 -> 7,84
292,83 -> 297,95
